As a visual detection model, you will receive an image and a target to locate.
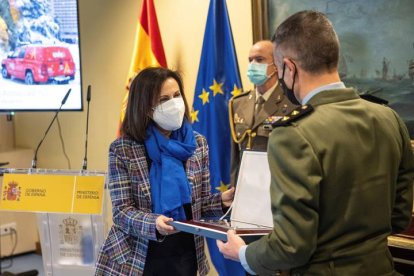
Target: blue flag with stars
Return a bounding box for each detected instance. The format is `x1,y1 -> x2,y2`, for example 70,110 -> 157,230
191,0 -> 245,275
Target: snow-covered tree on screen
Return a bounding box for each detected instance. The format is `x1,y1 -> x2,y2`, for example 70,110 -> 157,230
14,0 -> 60,46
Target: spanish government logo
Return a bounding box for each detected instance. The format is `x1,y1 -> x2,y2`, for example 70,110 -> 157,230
59,217 -> 83,245
2,181 -> 21,201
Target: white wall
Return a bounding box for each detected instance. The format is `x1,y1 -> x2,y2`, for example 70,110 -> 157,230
14,0 -> 253,171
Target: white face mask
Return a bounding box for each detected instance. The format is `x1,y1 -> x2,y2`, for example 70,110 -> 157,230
152,97 -> 185,131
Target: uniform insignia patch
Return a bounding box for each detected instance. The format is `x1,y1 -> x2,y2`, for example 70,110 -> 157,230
272,104 -> 314,127
263,116 -> 283,130
234,113 -> 244,124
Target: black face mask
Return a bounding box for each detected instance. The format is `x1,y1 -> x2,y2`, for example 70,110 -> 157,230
279,63 -> 301,105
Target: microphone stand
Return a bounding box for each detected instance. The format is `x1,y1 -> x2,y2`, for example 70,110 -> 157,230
31,89 -> 71,169
82,85 -> 91,171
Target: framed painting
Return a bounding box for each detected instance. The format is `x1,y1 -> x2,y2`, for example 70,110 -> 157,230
254,0 -> 414,140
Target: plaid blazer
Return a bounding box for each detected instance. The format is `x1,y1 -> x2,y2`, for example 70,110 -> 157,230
95,132 -> 223,276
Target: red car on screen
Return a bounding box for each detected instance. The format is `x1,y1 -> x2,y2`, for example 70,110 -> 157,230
1,45 -> 75,85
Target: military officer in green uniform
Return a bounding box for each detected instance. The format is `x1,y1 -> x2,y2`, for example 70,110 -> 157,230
218,10 -> 414,275
229,40 -> 298,185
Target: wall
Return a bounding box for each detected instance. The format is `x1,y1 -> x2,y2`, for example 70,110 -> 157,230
13,0 -> 253,171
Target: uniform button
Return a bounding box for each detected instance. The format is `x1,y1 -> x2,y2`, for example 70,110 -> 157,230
237,132 -> 240,136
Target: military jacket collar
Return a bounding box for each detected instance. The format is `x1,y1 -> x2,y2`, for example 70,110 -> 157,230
308,88 -> 360,107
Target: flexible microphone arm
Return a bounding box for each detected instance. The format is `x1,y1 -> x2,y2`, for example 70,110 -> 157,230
82,85 -> 91,170
31,88 -> 72,169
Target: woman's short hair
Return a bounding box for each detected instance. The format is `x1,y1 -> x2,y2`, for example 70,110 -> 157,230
121,67 -> 190,141
272,10 -> 339,74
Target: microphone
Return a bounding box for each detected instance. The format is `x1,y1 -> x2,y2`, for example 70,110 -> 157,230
31,88 -> 72,169
82,85 -> 91,170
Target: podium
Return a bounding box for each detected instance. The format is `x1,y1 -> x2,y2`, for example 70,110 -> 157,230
0,168 -> 108,276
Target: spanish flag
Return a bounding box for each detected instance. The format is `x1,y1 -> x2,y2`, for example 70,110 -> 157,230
117,0 -> 167,136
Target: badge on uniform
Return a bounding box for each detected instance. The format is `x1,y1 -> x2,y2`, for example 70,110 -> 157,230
234,113 -> 244,124
272,104 -> 314,128
263,116 -> 282,130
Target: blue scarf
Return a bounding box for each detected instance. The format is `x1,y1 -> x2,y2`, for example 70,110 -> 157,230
144,121 -> 196,220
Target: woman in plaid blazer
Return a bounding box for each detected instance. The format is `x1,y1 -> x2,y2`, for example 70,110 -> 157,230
95,67 -> 234,276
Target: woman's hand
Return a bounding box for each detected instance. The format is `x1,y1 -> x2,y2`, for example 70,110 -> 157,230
221,187 -> 235,207
155,215 -> 177,236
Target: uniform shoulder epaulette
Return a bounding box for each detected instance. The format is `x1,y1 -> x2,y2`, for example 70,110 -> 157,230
230,90 -> 250,101
360,94 -> 388,105
272,104 -> 314,127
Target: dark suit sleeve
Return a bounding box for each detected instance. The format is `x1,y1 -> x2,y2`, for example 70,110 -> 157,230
391,112 -> 414,233
108,143 -> 159,241
245,127 -> 322,274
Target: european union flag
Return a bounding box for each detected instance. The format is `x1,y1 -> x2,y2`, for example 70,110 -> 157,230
191,0 -> 244,275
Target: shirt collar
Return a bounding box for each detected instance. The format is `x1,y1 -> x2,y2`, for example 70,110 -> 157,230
302,82 -> 346,105
255,82 -> 278,102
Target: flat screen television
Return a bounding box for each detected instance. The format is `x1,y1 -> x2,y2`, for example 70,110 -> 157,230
0,0 -> 82,112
